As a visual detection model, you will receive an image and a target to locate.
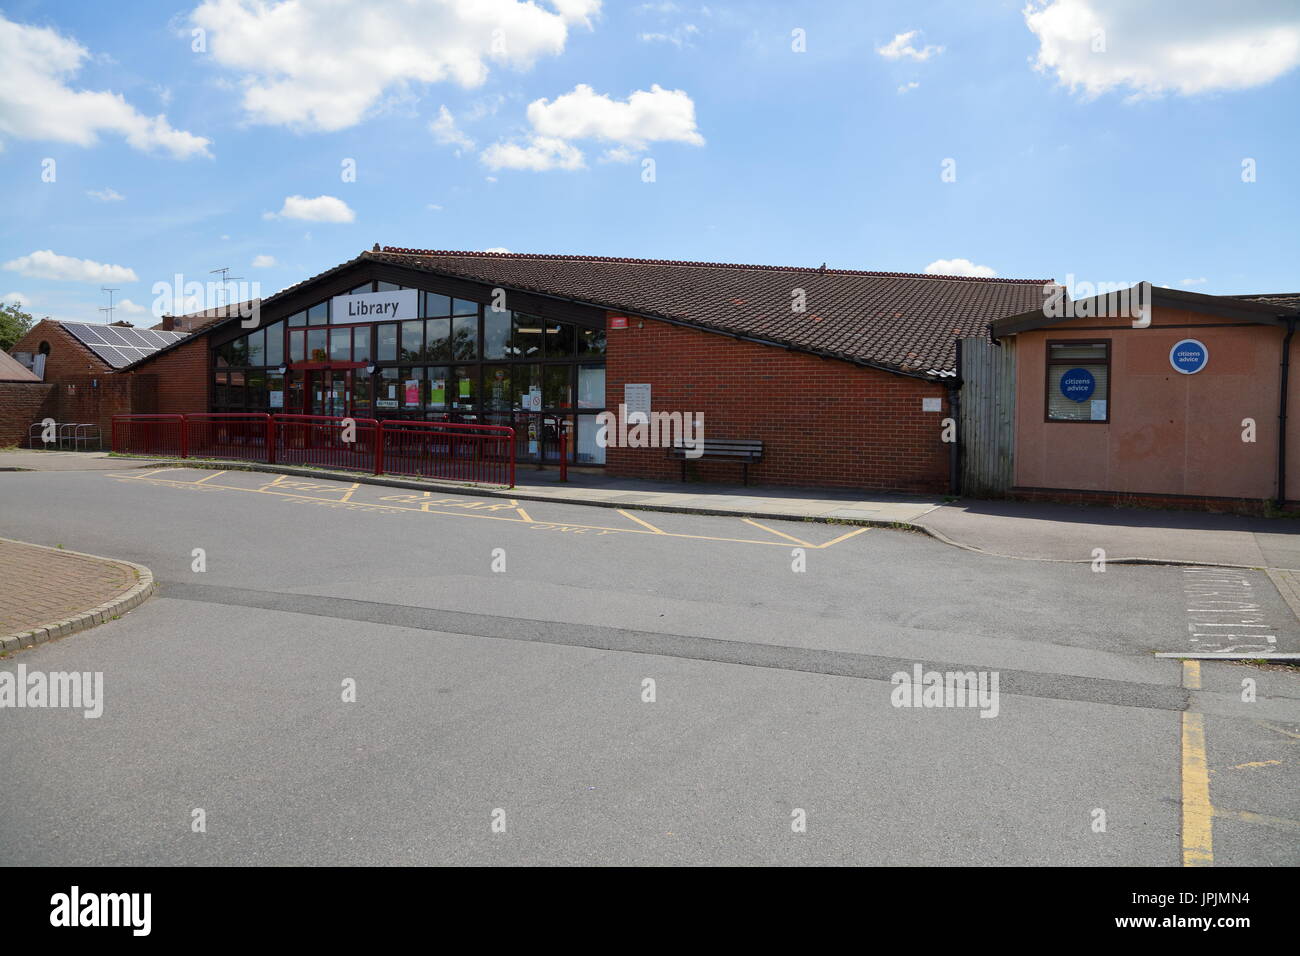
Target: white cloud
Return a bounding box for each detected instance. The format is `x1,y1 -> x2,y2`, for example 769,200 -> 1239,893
923,258 -> 998,278
526,83 -> 704,150
3,250 -> 138,283
876,31 -> 944,61
1180,276 -> 1208,286
427,203 -> 444,211
118,298 -> 147,314
252,254 -> 278,268
0,13 -> 211,158
897,81 -> 920,94
1024,0 -> 1300,98
430,105 -> 475,152
640,24 -> 699,47
189,0 -> 600,132
481,135 -> 585,171
3,291 -> 30,307
87,187 -> 125,202
264,195 -> 356,223
484,247 -> 512,254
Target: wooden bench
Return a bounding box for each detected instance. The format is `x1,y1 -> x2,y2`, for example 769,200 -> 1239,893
667,438 -> 764,485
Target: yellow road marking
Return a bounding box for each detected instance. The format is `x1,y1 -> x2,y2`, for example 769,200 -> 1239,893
1231,760 -> 1281,770
1213,806 -> 1300,833
1256,720 -> 1300,741
108,472 -> 870,551
741,517 -> 815,549
1181,660 -> 1213,867
339,482 -> 359,502
816,526 -> 871,549
516,506 -> 534,523
193,470 -> 228,484
618,509 -> 667,534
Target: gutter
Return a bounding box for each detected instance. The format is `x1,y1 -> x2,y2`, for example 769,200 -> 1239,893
948,344 -> 962,496
1278,317 -> 1295,508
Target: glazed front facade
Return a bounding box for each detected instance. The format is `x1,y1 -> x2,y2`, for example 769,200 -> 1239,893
207,267 -> 608,464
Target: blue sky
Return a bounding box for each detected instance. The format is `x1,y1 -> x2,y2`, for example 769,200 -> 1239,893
1,0 -> 1297,325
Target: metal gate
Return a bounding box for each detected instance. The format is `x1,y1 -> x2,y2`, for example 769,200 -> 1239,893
957,337 -> 1016,496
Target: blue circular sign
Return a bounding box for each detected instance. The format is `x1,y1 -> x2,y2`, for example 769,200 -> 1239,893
1059,367 -> 1096,402
1169,339 -> 1209,375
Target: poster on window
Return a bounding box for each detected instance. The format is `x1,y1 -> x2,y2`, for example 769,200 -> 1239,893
269,390 -> 284,408
404,380 -> 419,406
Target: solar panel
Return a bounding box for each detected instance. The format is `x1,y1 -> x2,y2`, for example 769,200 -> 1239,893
97,326 -> 132,346
87,344 -> 127,367
62,321 -> 185,367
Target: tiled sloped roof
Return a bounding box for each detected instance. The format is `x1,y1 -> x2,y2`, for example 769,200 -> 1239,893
1235,293 -> 1300,311
369,249 -> 1051,377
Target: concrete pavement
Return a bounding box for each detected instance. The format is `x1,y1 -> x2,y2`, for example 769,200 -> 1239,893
5,447 -> 1298,570
1,466 -> 1295,865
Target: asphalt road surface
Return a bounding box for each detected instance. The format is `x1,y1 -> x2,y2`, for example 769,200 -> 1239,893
1,465 -> 1297,866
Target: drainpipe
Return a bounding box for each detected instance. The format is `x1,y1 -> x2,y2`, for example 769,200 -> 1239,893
1277,317 -> 1295,509
948,381 -> 961,496
949,338 -> 963,497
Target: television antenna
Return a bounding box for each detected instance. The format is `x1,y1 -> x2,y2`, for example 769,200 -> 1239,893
209,267 -> 244,309
99,287 -> 120,324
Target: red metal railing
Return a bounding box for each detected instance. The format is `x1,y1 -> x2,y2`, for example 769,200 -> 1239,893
274,414 -> 381,474
187,413 -> 272,463
380,420 -> 515,487
111,414 -> 186,458
110,413 -> 518,487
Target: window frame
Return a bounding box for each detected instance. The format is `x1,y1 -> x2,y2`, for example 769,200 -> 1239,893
1044,338 -> 1111,424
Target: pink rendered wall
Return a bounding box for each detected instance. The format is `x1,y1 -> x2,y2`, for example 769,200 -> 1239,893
1014,307 -> 1297,502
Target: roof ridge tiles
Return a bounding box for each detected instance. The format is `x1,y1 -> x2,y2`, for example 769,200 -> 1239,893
375,247 -> 1052,285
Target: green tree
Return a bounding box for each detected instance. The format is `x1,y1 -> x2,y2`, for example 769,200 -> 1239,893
0,301 -> 37,351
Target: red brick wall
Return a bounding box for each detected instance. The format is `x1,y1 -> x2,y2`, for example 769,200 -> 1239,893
129,337 -> 209,414
10,320 -> 112,381
0,383 -> 57,446
604,314 -> 952,491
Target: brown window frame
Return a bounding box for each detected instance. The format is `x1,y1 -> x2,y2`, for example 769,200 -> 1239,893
1044,338 -> 1111,424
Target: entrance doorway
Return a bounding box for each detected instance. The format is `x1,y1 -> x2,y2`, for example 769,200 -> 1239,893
307,369 -> 352,417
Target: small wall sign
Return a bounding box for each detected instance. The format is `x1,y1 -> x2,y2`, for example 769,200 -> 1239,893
1169,339 -> 1209,375
609,316 -> 629,329
1059,367 -> 1096,402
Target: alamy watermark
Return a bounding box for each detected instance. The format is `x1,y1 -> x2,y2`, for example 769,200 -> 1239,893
890,663 -> 1000,718
595,405 -> 704,457
0,665 -> 103,718
1042,276 -> 1152,327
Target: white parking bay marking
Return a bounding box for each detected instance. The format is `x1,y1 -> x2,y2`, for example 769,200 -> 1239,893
1182,567 -> 1277,655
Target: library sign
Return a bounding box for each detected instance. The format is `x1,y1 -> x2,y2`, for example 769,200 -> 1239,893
330,289 -> 419,322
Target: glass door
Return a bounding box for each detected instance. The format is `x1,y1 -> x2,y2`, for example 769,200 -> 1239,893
308,369 -> 352,416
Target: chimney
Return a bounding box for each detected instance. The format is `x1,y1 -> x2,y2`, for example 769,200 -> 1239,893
160,315 -> 175,331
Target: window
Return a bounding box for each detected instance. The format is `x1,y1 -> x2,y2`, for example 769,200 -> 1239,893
544,365 -> 572,408
307,328 -> 327,362
544,321 -> 575,357
451,365 -> 477,410
424,292 -> 451,317
377,324 -> 397,362
289,329 -> 305,362
577,326 -> 606,357
424,318 -> 450,361
400,320 -> 422,362
483,308 -> 510,359
578,365 -> 605,408
452,314 -> 478,360
353,327 -> 370,362
511,313 -> 543,359
330,328 -> 351,361
306,301 -> 329,324
1046,341 -> 1109,422
287,310 -> 306,328
264,321 -> 284,367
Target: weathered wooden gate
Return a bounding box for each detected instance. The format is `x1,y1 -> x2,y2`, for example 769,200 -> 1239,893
957,337 -> 1016,496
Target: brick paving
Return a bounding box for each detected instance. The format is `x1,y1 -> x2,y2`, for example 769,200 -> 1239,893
0,538 -> 140,637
